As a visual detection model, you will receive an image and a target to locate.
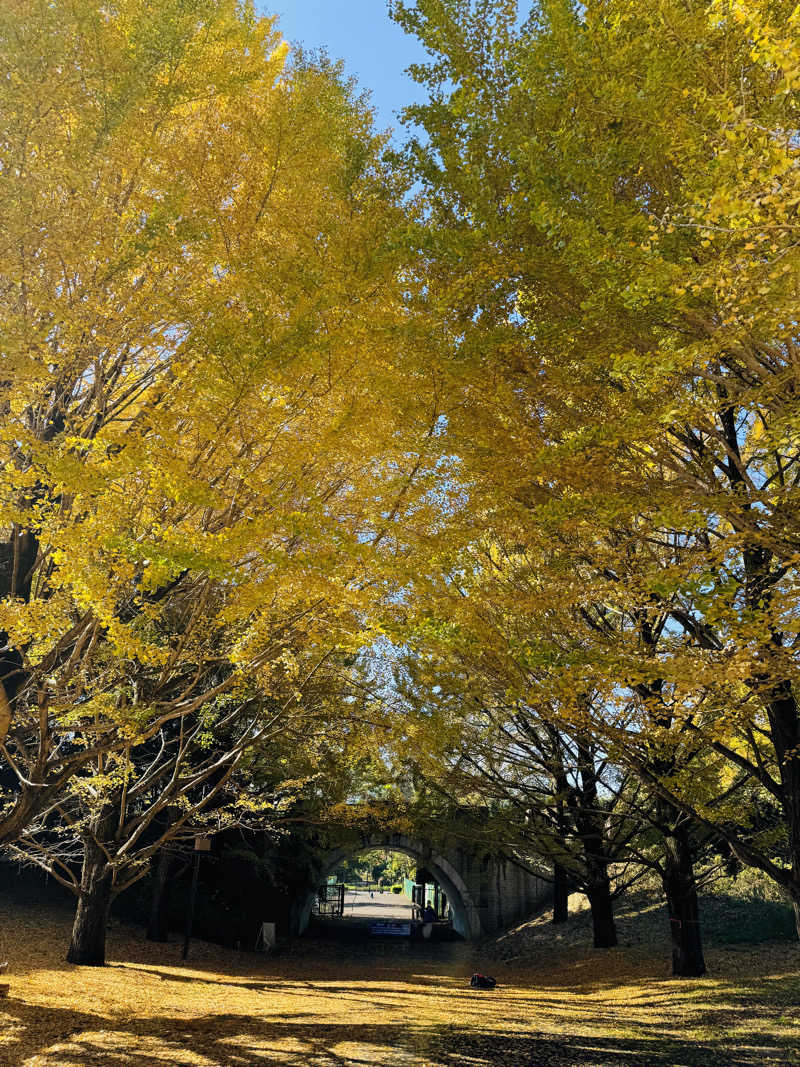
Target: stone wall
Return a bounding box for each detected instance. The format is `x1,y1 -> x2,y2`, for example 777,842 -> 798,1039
297,831 -> 550,941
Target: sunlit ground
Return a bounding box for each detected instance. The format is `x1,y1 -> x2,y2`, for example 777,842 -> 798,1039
1,895 -> 798,1066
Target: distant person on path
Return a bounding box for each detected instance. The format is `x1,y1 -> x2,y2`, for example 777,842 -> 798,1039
422,903 -> 437,940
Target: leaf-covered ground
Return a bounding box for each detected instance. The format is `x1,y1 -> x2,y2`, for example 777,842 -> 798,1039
0,891 -> 798,1066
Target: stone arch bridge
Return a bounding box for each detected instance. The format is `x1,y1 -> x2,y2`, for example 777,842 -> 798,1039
294,828 -> 550,941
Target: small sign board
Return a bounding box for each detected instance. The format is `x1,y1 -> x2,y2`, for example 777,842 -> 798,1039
256,922 -> 277,952
370,921 -> 411,938
194,836 -> 212,852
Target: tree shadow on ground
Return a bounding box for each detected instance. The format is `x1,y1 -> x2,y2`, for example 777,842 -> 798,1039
2,895 -> 797,1067
108,962 -> 280,994
1,991 -> 796,1067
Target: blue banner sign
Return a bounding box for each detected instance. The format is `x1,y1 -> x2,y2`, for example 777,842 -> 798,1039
370,921 -> 412,937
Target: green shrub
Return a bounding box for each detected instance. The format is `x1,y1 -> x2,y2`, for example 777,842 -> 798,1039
391,884 -> 403,894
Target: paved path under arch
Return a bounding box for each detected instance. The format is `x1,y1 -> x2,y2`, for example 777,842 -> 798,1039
341,890 -> 415,921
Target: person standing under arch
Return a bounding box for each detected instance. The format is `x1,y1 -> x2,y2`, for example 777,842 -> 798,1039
421,903 -> 437,939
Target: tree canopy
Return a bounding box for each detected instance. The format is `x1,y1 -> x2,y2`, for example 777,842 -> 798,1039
2,0 -> 800,974
387,0 -> 800,963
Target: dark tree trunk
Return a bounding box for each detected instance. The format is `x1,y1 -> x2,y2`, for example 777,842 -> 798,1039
67,833 -> 113,966
0,528 -> 38,743
551,754 -> 570,924
661,817 -> 706,977
763,682 -> 800,942
636,671 -> 706,975
587,877 -> 617,948
552,862 -> 568,923
574,735 -> 617,948
739,530 -> 800,940
147,847 -> 175,942
0,527 -> 39,602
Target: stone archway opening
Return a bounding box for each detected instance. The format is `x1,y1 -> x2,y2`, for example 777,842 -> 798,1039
299,837 -> 482,940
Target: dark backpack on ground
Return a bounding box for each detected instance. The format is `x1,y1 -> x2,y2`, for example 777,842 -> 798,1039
469,973 -> 496,990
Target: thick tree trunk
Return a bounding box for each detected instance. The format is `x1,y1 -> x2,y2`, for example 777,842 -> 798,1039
147,847 -> 174,942
763,682 -> 800,942
587,877 -> 617,948
67,833 -> 113,966
740,538 -> 800,941
552,862 -> 568,923
574,736 -> 617,948
661,819 -> 706,977
0,529 -> 36,755
635,670 -> 706,975
790,894 -> 800,940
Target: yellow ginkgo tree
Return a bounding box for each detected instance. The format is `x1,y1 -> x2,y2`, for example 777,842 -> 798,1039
0,0 -> 435,962
392,0 -> 800,970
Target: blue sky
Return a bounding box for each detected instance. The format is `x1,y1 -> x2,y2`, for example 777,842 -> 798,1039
266,1 -> 429,136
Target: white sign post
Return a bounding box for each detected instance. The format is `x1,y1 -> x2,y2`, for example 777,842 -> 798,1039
256,922 -> 277,953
